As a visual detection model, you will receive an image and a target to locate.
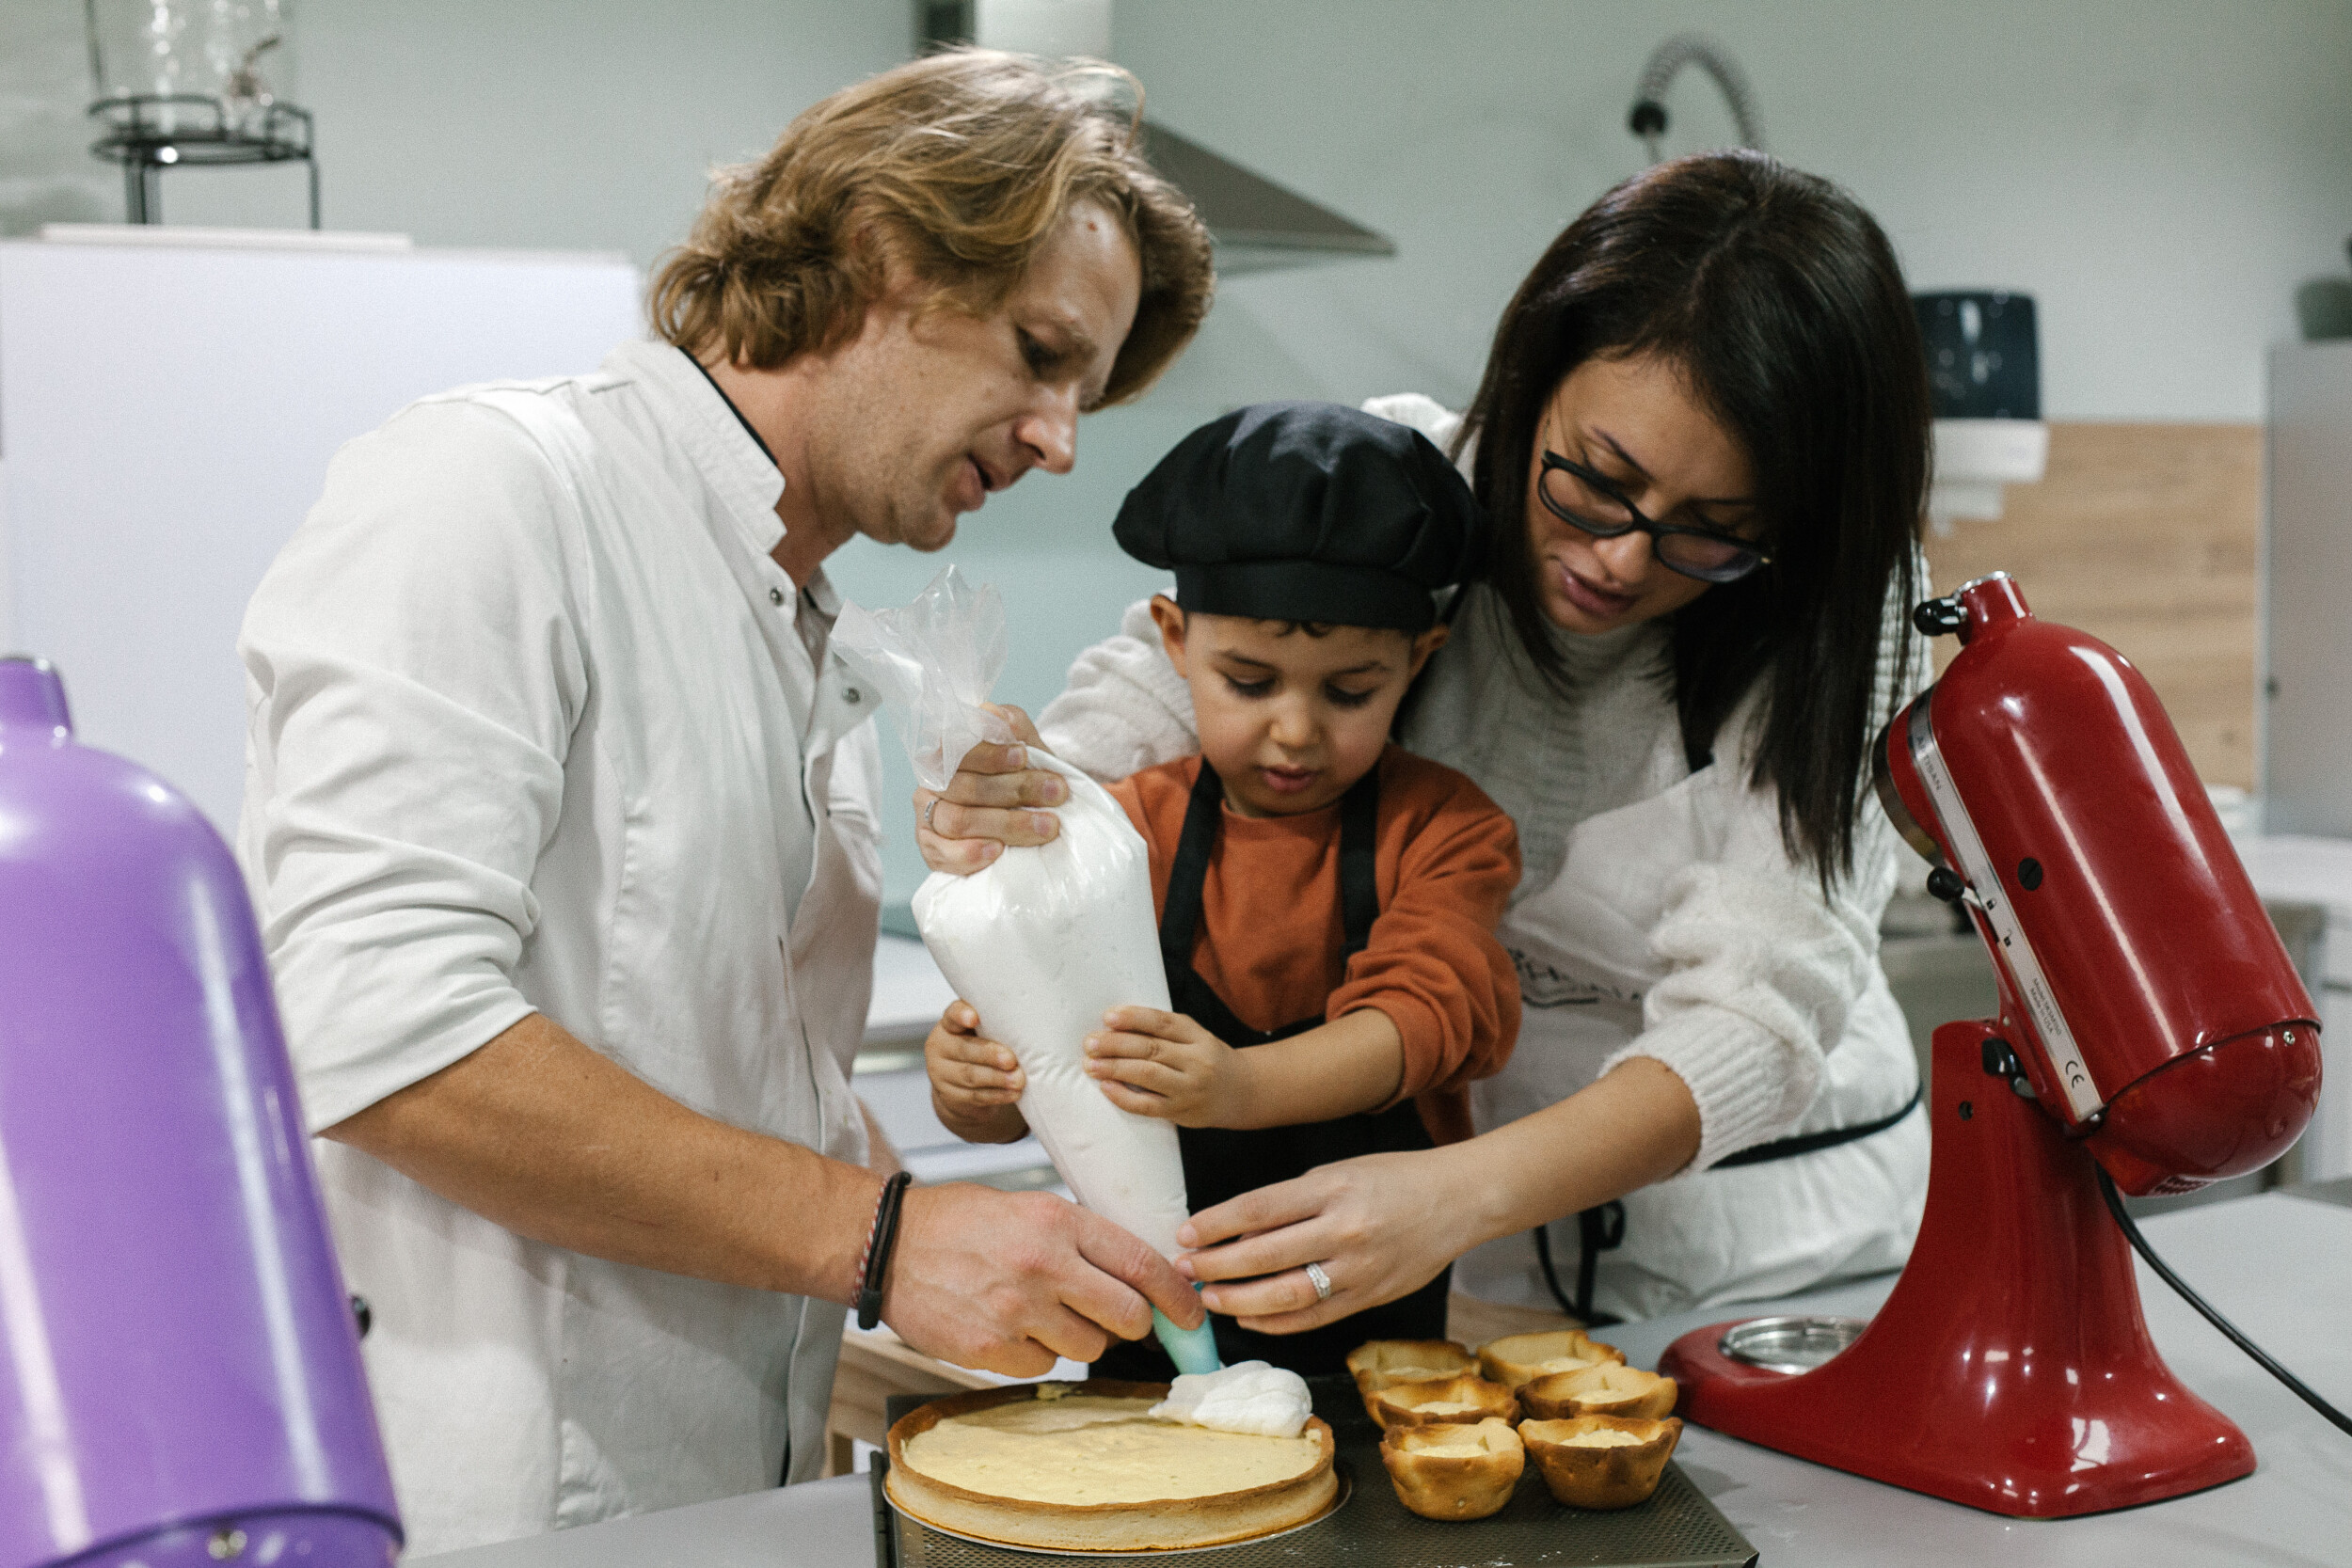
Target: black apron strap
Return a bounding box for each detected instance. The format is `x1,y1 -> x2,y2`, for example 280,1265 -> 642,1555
1533,1201 -> 1626,1328
1159,759 -> 1228,982
1712,1084 -> 1924,1169
1527,1083 -> 1924,1326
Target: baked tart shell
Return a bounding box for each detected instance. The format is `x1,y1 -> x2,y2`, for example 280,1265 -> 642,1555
1519,1415 -> 1683,1510
1476,1329 -> 1628,1390
1378,1418 -> 1525,1521
883,1380 -> 1339,1553
1345,1338 -> 1476,1419
1368,1372 -> 1519,1431
1517,1363 -> 1679,1422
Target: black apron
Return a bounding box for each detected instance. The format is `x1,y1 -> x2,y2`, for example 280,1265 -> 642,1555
1092,760 -> 1451,1380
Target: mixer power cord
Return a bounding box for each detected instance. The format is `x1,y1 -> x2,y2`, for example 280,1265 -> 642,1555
2096,1167 -> 2352,1438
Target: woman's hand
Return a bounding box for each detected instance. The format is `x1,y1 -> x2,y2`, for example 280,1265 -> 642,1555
1172,1146 -> 1476,1334
1170,1059 -> 1704,1335
924,1000 -> 1030,1144
914,704 -> 1069,875
1085,1006 -> 1246,1128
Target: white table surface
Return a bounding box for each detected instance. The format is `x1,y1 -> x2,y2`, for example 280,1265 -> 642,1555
415,1190 -> 2352,1567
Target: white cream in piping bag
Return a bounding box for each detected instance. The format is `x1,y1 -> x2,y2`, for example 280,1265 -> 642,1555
914,751 -> 1194,1261
1150,1361 -> 1314,1440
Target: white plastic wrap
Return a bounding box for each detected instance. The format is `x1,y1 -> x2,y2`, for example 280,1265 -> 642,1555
835,570 -> 1193,1261
834,567 -> 1015,797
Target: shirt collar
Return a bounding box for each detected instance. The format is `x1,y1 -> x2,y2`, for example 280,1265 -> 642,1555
602,337 -> 787,563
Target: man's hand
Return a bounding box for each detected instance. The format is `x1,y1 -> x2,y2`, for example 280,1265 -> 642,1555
914,704 -> 1068,876
883,1183 -> 1204,1376
926,1000 -> 1030,1144
1084,1006 -> 1247,1128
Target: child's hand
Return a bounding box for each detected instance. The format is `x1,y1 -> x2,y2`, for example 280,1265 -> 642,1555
1084,1006 -> 1249,1128
926,1001 -> 1030,1145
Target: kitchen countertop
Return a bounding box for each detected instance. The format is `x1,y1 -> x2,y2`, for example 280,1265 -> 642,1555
415,1190 -> 2352,1568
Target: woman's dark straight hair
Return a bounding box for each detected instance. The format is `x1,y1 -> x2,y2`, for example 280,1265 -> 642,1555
1455,150 -> 1930,884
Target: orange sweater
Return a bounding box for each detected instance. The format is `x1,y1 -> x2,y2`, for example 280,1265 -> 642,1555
1106,747 -> 1522,1145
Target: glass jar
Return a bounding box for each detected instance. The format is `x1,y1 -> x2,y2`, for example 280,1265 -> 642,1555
87,0 -> 299,143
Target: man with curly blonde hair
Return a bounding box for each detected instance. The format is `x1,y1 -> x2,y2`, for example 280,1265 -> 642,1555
236,49 -> 1215,1554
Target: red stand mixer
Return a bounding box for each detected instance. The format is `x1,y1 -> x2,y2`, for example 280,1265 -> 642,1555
1658,572 -> 2323,1517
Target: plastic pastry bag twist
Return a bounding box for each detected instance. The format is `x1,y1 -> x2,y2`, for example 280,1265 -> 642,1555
836,567 -> 1219,1373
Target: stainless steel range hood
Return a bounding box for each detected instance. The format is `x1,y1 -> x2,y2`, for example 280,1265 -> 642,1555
914,0 -> 1395,277
1133,121 -> 1394,277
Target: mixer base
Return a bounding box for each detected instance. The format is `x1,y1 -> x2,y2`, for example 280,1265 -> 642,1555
1660,1021 -> 2252,1518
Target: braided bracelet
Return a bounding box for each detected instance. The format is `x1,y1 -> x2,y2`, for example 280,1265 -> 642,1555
854,1170 -> 914,1331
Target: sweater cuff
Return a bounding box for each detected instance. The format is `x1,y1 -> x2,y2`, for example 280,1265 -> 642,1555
1601,1007 -> 1796,1176
1340,996 -> 1441,1113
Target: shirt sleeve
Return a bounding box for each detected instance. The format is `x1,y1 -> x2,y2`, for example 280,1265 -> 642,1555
237,398 -> 589,1133
1600,578 -> 1927,1172
1328,768 -> 1523,1107
1037,596 -> 1199,784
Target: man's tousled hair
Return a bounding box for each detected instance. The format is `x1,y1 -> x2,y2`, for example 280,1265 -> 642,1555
650,49 -> 1214,405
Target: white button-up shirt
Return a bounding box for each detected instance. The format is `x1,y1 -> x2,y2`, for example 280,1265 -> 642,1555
237,338 -> 883,1555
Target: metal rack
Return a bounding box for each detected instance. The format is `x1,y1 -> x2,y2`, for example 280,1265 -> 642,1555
87,94 -> 318,228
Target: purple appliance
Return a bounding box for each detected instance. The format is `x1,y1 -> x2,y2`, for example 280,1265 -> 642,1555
0,657 -> 399,1568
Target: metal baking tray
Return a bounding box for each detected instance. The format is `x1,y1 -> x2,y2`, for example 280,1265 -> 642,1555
872,1377 -> 1756,1567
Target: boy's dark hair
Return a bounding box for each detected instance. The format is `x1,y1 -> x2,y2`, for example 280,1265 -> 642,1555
1457,150 -> 1928,884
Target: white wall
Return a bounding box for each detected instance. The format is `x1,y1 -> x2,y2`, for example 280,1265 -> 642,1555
12,3 -> 2345,411
2,0 -> 912,246
1111,0 -> 2352,423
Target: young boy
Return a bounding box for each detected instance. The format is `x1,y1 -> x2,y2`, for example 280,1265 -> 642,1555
926,401 -> 1522,1376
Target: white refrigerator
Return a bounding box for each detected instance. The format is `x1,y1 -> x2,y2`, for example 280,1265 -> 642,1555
2260,339 -> 2352,1181
0,228 -> 643,835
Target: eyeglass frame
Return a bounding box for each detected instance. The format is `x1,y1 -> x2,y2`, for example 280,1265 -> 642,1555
1535,450 -> 1773,583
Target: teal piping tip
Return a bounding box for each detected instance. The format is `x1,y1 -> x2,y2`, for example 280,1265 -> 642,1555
1152,1307 -> 1222,1375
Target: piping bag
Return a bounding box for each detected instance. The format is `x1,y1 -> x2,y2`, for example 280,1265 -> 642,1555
836,569 -> 1220,1375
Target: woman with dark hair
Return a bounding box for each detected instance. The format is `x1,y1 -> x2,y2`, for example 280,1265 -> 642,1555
921,150 -> 1932,1329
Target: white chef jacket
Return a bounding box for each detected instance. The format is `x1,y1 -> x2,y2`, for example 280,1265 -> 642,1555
237,338 -> 882,1555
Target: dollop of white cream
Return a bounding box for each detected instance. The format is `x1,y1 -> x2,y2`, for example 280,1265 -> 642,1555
1149,1360 -> 1313,1439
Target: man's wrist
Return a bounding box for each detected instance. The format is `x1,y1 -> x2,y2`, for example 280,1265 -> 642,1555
803,1160 -> 888,1307
855,1171 -> 914,1329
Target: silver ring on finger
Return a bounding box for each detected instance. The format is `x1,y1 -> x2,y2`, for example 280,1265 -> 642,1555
923,797 -> 939,832
1304,1261 -> 1333,1303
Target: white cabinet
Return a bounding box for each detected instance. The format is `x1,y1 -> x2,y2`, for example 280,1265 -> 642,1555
2264,340 -> 2352,837
2236,835 -> 2352,1181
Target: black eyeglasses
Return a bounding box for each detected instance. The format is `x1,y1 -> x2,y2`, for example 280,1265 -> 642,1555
1537,451 -> 1772,583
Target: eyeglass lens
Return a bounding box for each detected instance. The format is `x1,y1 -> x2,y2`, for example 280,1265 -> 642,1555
1537,461 -> 1760,582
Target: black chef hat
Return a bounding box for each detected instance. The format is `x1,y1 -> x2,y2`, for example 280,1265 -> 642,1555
1112,401 -> 1488,635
